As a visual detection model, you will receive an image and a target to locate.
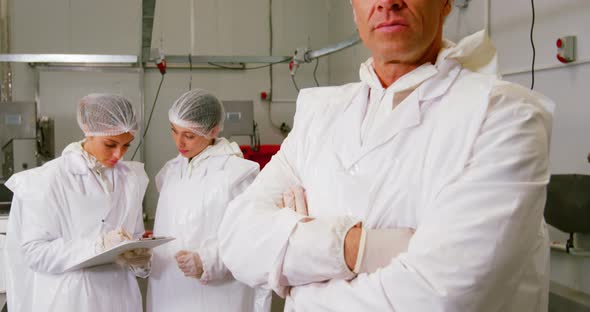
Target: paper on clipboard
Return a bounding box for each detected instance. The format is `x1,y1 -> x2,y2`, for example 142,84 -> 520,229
66,237 -> 175,271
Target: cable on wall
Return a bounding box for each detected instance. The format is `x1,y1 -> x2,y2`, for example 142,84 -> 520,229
189,0 -> 195,91
189,53 -> 193,91
267,0 -> 285,133
313,58 -> 320,87
131,74 -> 165,160
290,75 -> 300,92
206,59 -> 290,71
530,0 -> 536,90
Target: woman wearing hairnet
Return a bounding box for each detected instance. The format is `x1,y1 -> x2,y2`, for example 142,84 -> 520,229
146,89 -> 270,312
4,94 -> 150,312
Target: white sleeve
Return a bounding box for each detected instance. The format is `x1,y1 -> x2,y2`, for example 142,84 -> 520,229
128,203 -> 151,278
129,167 -> 151,278
288,87 -> 553,311
197,237 -> 228,283
281,216 -> 358,286
218,146 -> 304,297
131,203 -> 146,240
219,90 -> 356,297
254,287 -> 272,312
199,165 -> 259,283
20,197 -> 96,274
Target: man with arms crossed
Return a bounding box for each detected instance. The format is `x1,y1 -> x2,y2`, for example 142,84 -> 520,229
220,0 -> 553,311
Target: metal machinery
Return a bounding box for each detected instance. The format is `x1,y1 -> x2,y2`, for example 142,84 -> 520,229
0,101 -> 36,180
0,101 -> 55,180
0,101 -> 53,308
218,100 -> 257,146
0,101 -> 54,232
545,173 -> 590,255
2,138 -> 37,177
0,181 -> 7,310
0,181 -> 10,238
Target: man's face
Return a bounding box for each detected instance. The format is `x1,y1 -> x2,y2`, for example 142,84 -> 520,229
351,0 -> 452,64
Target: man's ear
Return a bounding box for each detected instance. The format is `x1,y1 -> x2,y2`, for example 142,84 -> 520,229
443,0 -> 454,17
350,0 -> 358,25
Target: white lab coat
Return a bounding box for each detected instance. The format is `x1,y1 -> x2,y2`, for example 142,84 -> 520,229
4,172 -> 35,312
219,30 -> 554,311
147,138 -> 270,312
6,142 -> 149,312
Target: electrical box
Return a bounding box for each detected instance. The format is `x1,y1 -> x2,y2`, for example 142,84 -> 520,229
219,101 -> 254,139
556,36 -> 576,63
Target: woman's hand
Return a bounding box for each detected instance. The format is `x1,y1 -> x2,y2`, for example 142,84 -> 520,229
175,250 -> 204,279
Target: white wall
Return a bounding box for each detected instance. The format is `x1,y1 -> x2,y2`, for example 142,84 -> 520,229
326,0 -> 590,296
326,1 -> 370,85
8,0 -> 331,217
141,0 -> 331,216
9,0 -> 142,103
9,0 -> 144,159
491,0 -> 590,296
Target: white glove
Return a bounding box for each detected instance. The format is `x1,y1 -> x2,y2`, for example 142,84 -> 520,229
280,186 -> 309,216
116,248 -> 152,267
97,228 -> 132,252
354,228 -> 415,274
175,250 -> 204,279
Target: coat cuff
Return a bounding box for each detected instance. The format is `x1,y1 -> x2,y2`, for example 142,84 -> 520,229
281,215 -> 359,286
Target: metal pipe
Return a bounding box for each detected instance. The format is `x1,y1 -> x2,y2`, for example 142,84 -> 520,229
550,241 -> 590,257
306,34 -> 361,61
0,0 -> 12,102
159,35 -> 360,67
550,242 -> 568,252
484,0 -> 490,37
34,65 -> 143,73
162,55 -> 291,65
502,57 -> 590,76
0,54 -> 138,64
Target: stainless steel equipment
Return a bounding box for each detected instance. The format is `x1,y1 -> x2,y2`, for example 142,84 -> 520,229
0,101 -> 36,146
2,138 -> 37,178
37,116 -> 55,163
0,181 -> 11,217
0,102 -> 55,180
219,101 -> 255,138
0,101 -> 37,178
545,174 -> 590,255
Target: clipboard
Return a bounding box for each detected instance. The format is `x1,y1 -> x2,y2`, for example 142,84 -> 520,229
66,237 -> 175,271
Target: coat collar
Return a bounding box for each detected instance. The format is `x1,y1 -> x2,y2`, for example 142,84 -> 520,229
171,138 -> 238,179
330,30 -> 498,169
331,58 -> 462,169
62,141 -> 131,179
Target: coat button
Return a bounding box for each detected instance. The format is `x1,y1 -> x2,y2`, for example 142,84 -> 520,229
348,164 -> 360,176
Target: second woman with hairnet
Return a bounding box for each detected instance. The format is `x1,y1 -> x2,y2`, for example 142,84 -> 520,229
146,89 -> 270,312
